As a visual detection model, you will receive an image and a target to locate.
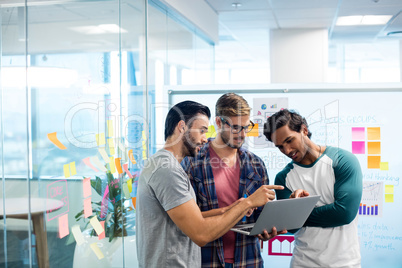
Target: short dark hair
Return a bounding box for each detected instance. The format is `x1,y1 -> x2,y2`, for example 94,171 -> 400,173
263,109 -> 312,142
164,100 -> 211,140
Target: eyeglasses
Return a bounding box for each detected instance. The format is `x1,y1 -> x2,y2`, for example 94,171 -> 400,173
220,117 -> 255,134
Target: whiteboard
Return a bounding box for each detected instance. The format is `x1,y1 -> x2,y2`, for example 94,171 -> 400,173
170,86 -> 402,268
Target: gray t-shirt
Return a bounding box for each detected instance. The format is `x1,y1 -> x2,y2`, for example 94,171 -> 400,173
136,149 -> 201,268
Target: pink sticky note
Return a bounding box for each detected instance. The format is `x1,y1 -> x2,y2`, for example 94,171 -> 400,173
100,185 -> 109,218
83,157 -> 99,172
84,197 -> 93,218
352,141 -> 365,154
58,214 -> 69,238
83,177 -> 91,198
352,127 -> 365,140
98,221 -> 105,240
122,163 -> 133,178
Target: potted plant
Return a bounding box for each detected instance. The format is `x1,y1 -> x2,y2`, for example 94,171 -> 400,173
72,170 -> 138,267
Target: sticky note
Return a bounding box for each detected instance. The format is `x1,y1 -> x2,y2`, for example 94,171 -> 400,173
132,197 -> 137,209
98,148 -> 110,163
107,120 -> 114,137
109,157 -> 116,174
351,127 -> 365,140
118,141 -> 125,152
100,185 -> 109,218
47,132 -> 67,150
90,242 -> 104,259
98,221 -> 105,240
142,130 -> 146,140
91,156 -> 107,172
115,158 -> 123,174
367,127 -> 381,140
128,149 -> 137,165
90,217 -> 104,236
246,123 -> 259,137
96,133 -> 106,146
206,125 -> 216,138
70,162 -> 77,176
123,183 -> 131,199
84,197 -> 92,218
127,178 -> 133,193
352,141 -> 365,154
83,177 -> 91,198
385,185 -> 394,194
385,194 -> 394,203
71,225 -> 85,246
380,162 -> 389,171
83,157 -> 99,172
108,139 -> 115,149
368,142 -> 381,155
123,163 -> 133,178
58,214 -> 69,239
368,156 -> 381,169
63,164 -> 71,178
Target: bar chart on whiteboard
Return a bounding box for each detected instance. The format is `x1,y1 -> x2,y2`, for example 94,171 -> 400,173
360,182 -> 383,217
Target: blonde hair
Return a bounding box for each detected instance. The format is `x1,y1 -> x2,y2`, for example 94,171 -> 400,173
215,93 -> 251,117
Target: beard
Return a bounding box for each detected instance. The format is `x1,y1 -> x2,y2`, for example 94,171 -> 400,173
182,130 -> 199,157
220,130 -> 244,149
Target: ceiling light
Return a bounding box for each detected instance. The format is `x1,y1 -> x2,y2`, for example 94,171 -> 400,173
70,24 -> 128,34
232,3 -> 242,8
336,15 -> 392,26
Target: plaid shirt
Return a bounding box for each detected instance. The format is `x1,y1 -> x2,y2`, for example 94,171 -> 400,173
181,140 -> 269,268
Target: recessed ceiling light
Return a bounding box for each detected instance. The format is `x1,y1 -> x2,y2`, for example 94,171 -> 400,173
232,3 -> 242,8
336,15 -> 392,26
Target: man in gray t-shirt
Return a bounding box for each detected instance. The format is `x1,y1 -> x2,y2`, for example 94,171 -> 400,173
136,101 -> 283,268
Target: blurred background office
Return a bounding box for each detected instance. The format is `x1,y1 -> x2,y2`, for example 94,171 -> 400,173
1,0 -> 401,267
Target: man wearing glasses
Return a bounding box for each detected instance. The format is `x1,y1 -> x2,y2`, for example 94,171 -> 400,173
182,93 -> 284,268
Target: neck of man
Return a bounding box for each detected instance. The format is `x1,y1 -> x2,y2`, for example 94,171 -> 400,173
300,141 -> 323,166
211,134 -> 239,167
164,136 -> 185,163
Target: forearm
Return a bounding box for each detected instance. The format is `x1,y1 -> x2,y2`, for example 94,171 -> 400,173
201,208 -> 225,218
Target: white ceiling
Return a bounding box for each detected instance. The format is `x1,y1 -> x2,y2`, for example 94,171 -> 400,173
206,0 -> 402,69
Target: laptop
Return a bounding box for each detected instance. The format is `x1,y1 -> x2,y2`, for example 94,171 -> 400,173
230,195 -> 320,236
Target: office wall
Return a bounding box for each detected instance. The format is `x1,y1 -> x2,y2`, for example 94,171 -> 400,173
170,84 -> 402,268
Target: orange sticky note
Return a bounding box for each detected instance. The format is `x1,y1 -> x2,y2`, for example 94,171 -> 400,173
98,221 -> 105,240
246,123 -> 259,137
128,149 -> 137,165
368,142 -> 381,155
368,156 -> 381,169
58,214 -> 69,239
132,197 -> 137,209
84,197 -> 92,218
115,158 -> 123,174
47,132 -> 67,150
83,177 -> 91,198
123,163 -> 133,178
367,127 -> 381,140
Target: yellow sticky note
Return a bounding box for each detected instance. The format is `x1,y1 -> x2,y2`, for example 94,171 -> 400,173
98,148 -> 110,163
47,132 -> 67,150
368,156 -> 381,169
385,185 -> 394,194
127,178 -> 133,193
90,242 -> 104,259
63,164 -> 71,178
109,157 -> 116,173
108,139 -> 115,155
380,162 -> 389,171
70,162 -> 77,176
206,125 -> 216,138
71,225 -> 85,246
385,194 -> 394,203
367,127 -> 381,140
96,133 -> 106,146
368,142 -> 381,155
107,120 -> 114,137
90,217 -> 104,236
142,150 -> 147,160
246,123 -> 259,137
142,130 -> 146,140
